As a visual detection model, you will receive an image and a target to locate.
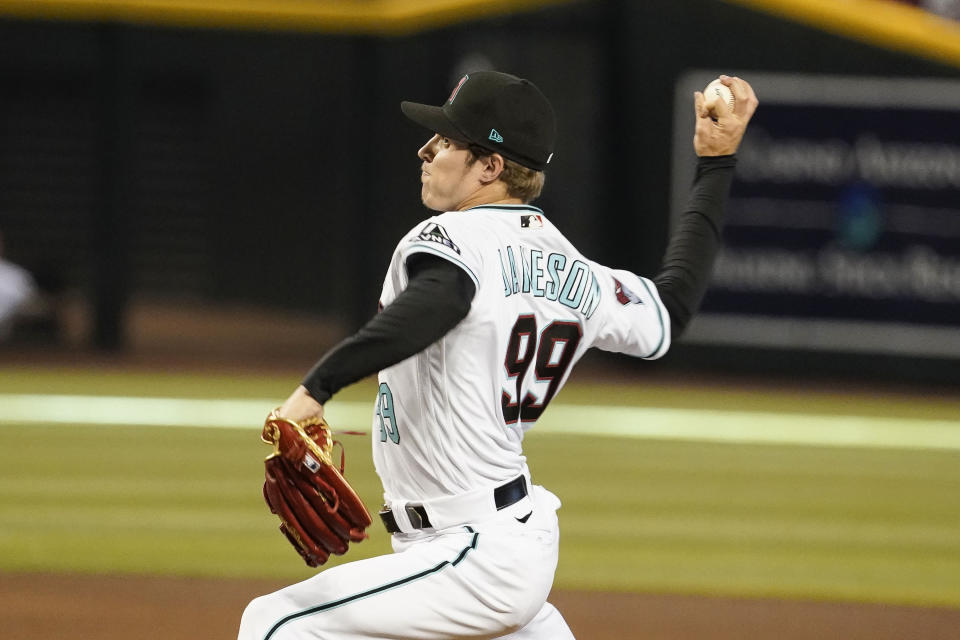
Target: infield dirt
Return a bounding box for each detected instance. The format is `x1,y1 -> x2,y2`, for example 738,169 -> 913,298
4,573 -> 960,640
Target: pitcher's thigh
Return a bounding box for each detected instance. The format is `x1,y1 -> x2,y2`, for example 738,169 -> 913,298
239,529 -> 535,640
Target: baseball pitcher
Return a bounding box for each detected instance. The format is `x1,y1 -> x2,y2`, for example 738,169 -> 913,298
239,70 -> 758,639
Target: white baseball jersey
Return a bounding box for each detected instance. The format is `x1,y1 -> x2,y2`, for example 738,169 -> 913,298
240,203 -> 665,640
373,203 -> 670,505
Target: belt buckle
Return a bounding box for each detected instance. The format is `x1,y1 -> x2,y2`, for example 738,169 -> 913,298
405,504 -> 432,529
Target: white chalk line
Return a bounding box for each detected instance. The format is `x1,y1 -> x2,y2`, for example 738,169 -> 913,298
1,394 -> 959,452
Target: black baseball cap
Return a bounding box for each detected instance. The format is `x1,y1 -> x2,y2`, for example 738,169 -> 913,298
401,71 -> 556,171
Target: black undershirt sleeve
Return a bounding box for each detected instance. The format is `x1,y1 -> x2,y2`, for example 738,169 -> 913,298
653,154 -> 737,339
302,253 -> 476,404
303,156 -> 731,403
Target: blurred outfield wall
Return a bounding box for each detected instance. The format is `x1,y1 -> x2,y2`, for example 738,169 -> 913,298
0,0 -> 959,383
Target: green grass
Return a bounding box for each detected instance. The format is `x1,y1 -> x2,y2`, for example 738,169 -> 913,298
0,366 -> 300,400
2,365 -> 959,607
526,436 -> 960,605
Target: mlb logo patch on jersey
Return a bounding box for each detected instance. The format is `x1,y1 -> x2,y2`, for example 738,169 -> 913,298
413,222 -> 461,254
520,214 -> 544,229
613,277 -> 643,305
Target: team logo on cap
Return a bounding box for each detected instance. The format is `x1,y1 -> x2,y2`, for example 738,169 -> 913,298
448,75 -> 468,104
488,129 -> 504,143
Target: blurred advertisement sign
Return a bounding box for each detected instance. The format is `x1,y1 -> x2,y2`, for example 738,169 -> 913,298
672,72 -> 960,358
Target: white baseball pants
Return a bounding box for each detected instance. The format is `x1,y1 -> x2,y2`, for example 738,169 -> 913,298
238,485 -> 575,640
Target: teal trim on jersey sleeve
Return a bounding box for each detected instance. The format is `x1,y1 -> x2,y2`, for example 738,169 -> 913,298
637,278 -> 669,359
405,243 -> 481,291
262,529 -> 480,639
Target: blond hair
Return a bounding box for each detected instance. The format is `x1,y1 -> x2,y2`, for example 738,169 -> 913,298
466,144 -> 546,203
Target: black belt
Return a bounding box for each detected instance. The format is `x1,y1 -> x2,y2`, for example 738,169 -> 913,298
379,476 -> 528,534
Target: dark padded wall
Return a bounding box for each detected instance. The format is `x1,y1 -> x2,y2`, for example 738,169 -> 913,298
1,1 -> 957,380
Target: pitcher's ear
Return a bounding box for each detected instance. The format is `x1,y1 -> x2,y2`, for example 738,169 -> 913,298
479,152 -> 506,184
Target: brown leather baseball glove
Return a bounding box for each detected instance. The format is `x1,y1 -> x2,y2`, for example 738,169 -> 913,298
261,411 -> 372,567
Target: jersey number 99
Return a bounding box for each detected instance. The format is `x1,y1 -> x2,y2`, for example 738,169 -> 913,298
501,315 -> 582,425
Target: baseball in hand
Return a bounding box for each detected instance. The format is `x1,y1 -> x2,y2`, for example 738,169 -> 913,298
703,78 -> 735,119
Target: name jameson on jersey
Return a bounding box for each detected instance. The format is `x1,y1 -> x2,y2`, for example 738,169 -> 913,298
497,245 -> 601,319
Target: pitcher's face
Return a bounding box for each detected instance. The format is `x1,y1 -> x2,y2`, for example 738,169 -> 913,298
417,134 -> 486,211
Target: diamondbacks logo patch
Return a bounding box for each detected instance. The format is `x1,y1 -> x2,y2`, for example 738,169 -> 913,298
613,277 -> 643,305
414,222 -> 460,254
520,214 -> 543,229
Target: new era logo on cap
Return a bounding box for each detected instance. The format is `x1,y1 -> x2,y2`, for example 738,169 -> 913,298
488,129 -> 503,143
